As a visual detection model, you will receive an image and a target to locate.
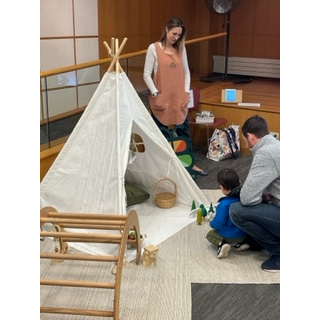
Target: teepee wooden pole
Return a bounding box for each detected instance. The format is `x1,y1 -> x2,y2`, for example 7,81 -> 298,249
103,41 -> 112,56
116,38 -> 119,73
111,37 -> 115,54
105,37 -> 127,73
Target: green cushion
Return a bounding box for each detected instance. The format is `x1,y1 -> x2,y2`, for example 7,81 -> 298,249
125,181 -> 150,207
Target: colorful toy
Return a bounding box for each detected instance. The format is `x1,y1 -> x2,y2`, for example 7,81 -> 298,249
200,204 -> 207,219
197,208 -> 203,225
191,200 -> 196,210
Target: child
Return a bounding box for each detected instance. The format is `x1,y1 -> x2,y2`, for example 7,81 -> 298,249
206,169 -> 247,258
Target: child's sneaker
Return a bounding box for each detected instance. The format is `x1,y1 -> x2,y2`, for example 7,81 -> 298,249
234,241 -> 250,252
217,239 -> 231,259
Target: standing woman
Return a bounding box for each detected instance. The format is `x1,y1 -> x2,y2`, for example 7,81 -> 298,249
143,16 -> 208,177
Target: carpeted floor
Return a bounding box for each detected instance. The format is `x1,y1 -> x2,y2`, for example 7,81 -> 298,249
40,189 -> 280,320
191,283 -> 280,320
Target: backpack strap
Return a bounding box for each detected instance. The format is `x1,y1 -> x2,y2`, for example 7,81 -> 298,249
223,128 -> 239,158
228,127 -> 239,153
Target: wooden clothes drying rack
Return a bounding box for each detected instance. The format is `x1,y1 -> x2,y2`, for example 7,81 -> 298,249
40,206 -> 141,319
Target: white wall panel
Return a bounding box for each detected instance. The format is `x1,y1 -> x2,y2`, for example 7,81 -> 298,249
40,0 -> 74,37
75,38 -> 99,63
40,1 -> 99,122
78,84 -> 99,108
41,71 -> 77,90
40,39 -> 75,71
74,0 -> 98,36
76,38 -> 100,83
42,87 -> 78,118
77,66 -> 100,84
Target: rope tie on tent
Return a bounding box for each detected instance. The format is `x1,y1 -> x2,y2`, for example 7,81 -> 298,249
103,37 -> 128,73
105,49 -> 119,61
129,134 -> 146,164
105,47 -> 115,58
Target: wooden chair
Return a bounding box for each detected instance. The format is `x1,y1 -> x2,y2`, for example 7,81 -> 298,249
188,87 -> 227,148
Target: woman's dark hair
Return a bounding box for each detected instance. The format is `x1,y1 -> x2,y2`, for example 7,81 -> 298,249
217,169 -> 240,191
242,115 -> 269,138
159,16 -> 187,52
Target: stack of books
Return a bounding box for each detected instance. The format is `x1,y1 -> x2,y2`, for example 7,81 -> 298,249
195,111 -> 215,124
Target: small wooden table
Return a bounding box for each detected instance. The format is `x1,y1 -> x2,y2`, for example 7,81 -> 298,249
189,117 -> 227,148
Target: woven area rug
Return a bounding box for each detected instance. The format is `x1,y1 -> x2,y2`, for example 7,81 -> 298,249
191,283 -> 280,320
41,189 -> 280,320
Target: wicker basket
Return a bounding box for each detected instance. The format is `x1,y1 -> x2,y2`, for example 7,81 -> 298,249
153,178 -> 177,209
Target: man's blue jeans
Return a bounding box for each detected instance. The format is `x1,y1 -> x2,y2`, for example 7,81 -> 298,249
229,202 -> 280,255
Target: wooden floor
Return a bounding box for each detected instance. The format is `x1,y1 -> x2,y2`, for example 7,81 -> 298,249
133,72 -> 280,113
191,74 -> 280,114
188,75 -> 280,148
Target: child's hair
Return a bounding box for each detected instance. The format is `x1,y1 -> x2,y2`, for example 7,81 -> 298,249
217,169 -> 240,191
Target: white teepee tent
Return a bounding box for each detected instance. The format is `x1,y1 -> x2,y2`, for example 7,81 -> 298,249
40,40 -> 209,260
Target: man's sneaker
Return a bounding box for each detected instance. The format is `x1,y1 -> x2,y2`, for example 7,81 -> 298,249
217,240 -> 231,259
261,255 -> 280,272
234,241 -> 250,252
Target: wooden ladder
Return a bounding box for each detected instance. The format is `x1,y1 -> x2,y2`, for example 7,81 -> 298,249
40,206 -> 141,319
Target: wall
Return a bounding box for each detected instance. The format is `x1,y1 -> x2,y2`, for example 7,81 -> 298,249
40,0 -> 280,66
208,0 -> 280,59
40,0 -> 279,120
97,0 -> 279,75
40,0 -> 280,178
40,0 -> 100,121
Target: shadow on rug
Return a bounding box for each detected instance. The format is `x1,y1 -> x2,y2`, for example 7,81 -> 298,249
191,283 -> 280,320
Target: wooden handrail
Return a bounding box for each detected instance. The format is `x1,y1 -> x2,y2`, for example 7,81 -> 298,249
40,33 -> 227,78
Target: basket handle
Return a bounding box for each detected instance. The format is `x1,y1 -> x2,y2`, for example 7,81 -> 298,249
153,178 -> 177,198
